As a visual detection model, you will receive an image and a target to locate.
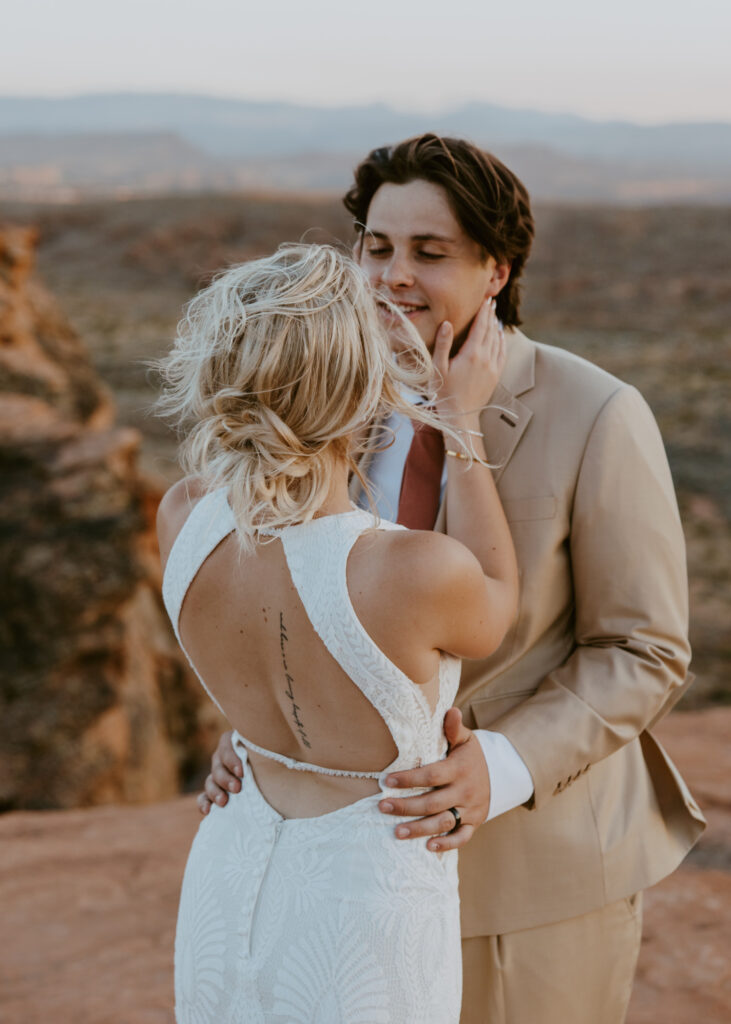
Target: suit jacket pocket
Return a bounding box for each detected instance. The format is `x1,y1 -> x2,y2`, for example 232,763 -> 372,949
471,689 -> 535,729
502,496 -> 557,522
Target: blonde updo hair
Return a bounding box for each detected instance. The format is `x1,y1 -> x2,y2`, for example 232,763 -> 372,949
157,243 -> 458,547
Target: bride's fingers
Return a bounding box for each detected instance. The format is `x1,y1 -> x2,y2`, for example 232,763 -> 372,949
432,321 -> 453,380
479,297 -> 496,344
485,308 -> 505,370
483,302 -> 502,360
496,328 -> 506,372
458,297 -> 493,358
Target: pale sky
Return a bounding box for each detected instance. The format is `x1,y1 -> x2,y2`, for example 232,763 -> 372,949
3,0 -> 730,124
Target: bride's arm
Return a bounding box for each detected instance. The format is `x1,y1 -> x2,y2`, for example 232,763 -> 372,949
427,298 -> 518,656
377,300 -> 521,850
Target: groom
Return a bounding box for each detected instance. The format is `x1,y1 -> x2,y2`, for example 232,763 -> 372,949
199,135 -> 704,1022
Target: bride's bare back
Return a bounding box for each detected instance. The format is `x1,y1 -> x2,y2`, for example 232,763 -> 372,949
160,481 -> 452,818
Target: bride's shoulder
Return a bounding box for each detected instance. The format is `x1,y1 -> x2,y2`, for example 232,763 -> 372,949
156,476 -> 208,566
375,527 -> 483,599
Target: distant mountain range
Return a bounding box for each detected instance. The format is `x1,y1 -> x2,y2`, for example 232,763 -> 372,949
1,93 -> 730,203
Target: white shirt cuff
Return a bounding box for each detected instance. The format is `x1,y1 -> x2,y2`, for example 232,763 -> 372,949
474,729 -> 535,822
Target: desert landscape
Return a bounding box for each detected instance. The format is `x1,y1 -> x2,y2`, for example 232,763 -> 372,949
0,192 -> 729,1021
2,94 -> 731,203
2,192 -> 728,706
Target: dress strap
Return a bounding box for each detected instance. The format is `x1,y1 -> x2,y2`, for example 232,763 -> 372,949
233,731 -> 382,779
162,487 -> 235,638
162,488 -> 236,717
279,510 -> 435,754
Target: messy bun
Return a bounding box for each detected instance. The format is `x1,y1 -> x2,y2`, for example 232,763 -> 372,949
157,243 -> 457,547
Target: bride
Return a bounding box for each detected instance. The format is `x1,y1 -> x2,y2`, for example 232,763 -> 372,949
156,243 -> 517,1023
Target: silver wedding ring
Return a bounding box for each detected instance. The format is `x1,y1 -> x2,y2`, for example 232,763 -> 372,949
447,806 -> 461,834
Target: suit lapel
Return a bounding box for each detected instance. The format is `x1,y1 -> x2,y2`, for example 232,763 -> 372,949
484,328 -> 535,482
480,383 -> 533,485
434,329 -> 536,531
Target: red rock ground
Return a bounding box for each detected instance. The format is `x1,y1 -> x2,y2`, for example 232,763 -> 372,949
1,709 -> 730,1024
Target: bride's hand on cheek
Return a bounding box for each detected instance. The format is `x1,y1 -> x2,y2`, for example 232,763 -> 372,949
432,298 -> 505,420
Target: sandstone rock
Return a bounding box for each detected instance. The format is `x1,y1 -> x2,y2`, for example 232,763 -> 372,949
0,225 -> 216,811
0,709 -> 728,1022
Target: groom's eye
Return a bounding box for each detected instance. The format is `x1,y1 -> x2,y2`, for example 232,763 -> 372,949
365,247 -> 391,258
418,251 -> 446,261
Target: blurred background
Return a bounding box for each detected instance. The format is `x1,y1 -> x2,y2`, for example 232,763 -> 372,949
0,1 -> 729,1019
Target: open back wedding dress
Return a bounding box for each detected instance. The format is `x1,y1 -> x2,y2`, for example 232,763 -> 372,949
163,487 -> 462,1023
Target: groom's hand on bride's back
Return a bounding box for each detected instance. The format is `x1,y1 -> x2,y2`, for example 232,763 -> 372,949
197,731 -> 244,815
197,711 -> 491,851
378,708 -> 491,852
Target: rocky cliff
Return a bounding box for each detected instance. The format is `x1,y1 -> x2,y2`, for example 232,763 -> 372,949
0,226 -> 213,810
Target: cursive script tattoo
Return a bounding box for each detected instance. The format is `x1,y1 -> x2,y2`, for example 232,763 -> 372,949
279,612 -> 311,748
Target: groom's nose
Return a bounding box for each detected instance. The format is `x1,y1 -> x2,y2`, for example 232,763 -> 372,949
380,252 -> 415,289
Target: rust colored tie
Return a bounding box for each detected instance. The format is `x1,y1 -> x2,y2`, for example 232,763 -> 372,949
397,421 -> 445,530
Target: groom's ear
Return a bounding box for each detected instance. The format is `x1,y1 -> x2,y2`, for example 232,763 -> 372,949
352,235 -> 363,262
485,260 -> 511,297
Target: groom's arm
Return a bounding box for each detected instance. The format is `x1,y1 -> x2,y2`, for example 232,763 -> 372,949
380,384 -> 691,837
472,730 -> 534,817
489,384 -> 691,807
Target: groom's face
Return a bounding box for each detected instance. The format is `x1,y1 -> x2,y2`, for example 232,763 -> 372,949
358,178 -> 501,353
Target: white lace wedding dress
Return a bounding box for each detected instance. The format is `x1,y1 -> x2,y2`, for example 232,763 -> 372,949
163,488 -> 462,1023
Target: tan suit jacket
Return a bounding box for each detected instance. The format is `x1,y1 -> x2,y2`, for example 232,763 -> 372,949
358,327 -> 705,938
447,328 -> 704,936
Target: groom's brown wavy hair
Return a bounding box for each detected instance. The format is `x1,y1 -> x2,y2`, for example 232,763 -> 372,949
343,133 -> 535,328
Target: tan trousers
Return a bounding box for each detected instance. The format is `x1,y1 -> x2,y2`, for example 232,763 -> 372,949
460,894 -> 643,1024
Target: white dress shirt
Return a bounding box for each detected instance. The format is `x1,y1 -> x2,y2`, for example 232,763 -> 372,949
363,410 -> 534,822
